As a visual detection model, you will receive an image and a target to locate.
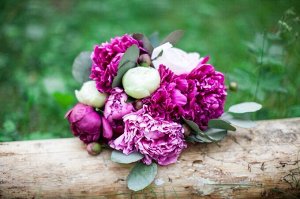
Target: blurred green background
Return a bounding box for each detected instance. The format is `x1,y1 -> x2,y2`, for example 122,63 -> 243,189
0,0 -> 299,141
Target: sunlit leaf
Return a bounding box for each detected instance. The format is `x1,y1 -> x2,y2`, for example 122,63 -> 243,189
228,102 -> 262,114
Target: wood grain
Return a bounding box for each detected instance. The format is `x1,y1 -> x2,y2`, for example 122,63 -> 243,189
1,118 -> 300,198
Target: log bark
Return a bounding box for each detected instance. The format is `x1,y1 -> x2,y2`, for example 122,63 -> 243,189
0,118 -> 300,199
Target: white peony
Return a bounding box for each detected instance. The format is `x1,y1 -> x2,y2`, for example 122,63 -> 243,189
152,42 -> 203,75
122,67 -> 161,99
75,81 -> 107,108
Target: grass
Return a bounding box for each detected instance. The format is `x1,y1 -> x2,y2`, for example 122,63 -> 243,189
0,0 -> 299,141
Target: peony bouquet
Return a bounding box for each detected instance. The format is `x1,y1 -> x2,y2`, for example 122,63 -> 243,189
65,30 -> 262,191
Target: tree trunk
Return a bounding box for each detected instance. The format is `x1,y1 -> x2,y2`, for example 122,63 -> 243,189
0,118 -> 300,198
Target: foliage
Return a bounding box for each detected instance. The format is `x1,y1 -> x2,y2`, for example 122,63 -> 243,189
0,0 -> 299,141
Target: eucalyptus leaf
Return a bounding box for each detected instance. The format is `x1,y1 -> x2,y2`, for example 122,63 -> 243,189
228,102 -> 262,114
149,32 -> 160,47
208,119 -> 236,131
220,112 -> 234,120
182,118 -> 202,133
186,135 -> 204,143
182,118 -> 215,142
132,33 -> 154,54
127,162 -> 158,191
111,150 -> 144,164
195,134 -> 213,143
111,61 -> 136,88
205,128 -> 227,141
72,51 -> 92,83
227,118 -> 256,128
118,44 -> 139,67
160,30 -> 184,45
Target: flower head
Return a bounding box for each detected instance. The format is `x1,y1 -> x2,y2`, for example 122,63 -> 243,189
152,42 -> 203,75
109,106 -> 187,166
143,58 -> 227,130
65,103 -> 113,143
75,81 -> 107,108
104,87 -> 133,136
90,34 -> 144,93
122,66 -> 161,99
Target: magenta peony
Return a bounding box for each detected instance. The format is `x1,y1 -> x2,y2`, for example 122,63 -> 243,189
109,106 -> 187,166
104,87 -> 133,136
143,57 -> 227,130
65,103 -> 113,143
90,34 -> 144,93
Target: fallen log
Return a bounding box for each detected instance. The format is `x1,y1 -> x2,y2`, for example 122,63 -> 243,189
0,118 -> 300,198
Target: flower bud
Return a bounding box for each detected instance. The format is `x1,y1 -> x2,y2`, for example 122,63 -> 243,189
75,81 -> 108,108
138,54 -> 151,66
183,124 -> 191,137
122,67 -> 161,99
134,100 -> 143,110
229,81 -> 238,92
86,142 -> 102,156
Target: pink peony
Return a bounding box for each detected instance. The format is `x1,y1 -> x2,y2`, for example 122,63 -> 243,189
142,65 -> 187,120
104,87 -> 134,136
65,103 -> 113,143
90,34 -> 144,93
143,57 -> 227,130
109,106 -> 187,166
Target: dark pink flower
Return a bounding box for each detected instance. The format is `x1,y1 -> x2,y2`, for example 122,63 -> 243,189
109,106 -> 187,166
143,57 -> 227,130
65,103 -> 113,143
90,34 -> 144,93
104,87 -> 133,136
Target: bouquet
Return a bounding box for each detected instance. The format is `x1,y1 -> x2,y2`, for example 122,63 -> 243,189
65,30 -> 262,191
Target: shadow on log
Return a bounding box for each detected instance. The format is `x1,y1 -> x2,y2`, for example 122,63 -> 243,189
1,118 -> 300,198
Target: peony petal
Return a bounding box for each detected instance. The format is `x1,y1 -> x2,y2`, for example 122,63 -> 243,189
172,89 -> 187,106
102,117 -> 113,140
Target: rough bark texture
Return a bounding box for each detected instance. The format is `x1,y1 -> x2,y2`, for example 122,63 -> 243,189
0,118 -> 300,199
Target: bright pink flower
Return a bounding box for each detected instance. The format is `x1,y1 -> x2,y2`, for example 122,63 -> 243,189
143,57 -> 227,130
104,87 -> 134,136
65,103 -> 113,143
90,34 -> 144,93
109,106 -> 187,166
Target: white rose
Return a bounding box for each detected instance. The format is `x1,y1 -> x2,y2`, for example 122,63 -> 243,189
75,81 -> 107,108
152,42 -> 203,75
122,67 -> 160,99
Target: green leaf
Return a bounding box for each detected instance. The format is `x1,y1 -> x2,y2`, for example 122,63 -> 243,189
228,102 -> 262,114
111,61 -> 136,88
160,30 -> 184,45
204,128 -> 227,141
72,51 -> 92,83
182,118 -> 202,133
111,45 -> 139,88
132,33 -> 154,54
111,150 -> 144,164
208,119 -> 236,131
149,32 -> 160,47
182,118 -> 215,142
127,162 -> 157,191
118,44 -> 139,67
227,118 -> 256,128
